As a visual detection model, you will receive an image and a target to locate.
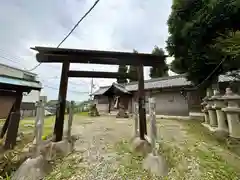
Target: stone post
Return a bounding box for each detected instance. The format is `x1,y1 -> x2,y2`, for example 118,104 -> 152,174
222,88 -> 240,138
64,101 -> 74,141
149,98 -> 157,155
142,97 -> 168,176
212,89 -> 228,132
133,102 -> 139,137
35,100 -> 44,157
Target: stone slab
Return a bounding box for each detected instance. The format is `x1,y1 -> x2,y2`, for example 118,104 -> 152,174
143,153 -> 169,177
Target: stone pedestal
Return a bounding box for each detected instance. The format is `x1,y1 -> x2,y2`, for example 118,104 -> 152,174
116,104 -> 129,118
222,88 -> 240,139
212,90 -> 228,132
206,101 -> 218,127
88,104 -> 100,117
201,88 -> 214,125
201,101 -> 210,124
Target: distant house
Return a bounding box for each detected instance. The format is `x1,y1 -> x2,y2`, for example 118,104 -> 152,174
92,74 -> 236,117
0,63 -> 42,118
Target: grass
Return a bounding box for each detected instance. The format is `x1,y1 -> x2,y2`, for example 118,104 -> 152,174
76,111 -> 89,116
18,115 -> 55,137
0,116 -> 56,179
114,140 -> 158,180
155,119 -> 240,180
45,152 -> 84,180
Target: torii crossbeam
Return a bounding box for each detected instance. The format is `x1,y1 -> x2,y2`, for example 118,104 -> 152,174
32,46 -> 166,142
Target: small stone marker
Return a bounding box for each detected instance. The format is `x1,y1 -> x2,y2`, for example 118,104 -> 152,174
64,101 -> 74,141
134,102 -> 139,137
143,97 -> 168,177
35,100 -> 44,157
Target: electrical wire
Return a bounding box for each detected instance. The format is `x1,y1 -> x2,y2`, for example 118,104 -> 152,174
44,84 -> 89,94
0,55 -> 26,69
27,0 -> 101,72
192,58 -> 226,90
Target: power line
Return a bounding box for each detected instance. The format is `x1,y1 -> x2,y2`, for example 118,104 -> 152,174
39,75 -> 90,86
44,84 -> 89,94
193,58 -> 226,89
0,55 -> 26,69
183,58 -> 227,91
27,0 -> 101,72
57,0 -> 100,48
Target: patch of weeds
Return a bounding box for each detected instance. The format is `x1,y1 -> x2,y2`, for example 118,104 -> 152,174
194,148 -> 240,180
0,134 -> 34,179
114,140 -> 157,180
158,143 -> 181,168
77,112 -> 89,116
45,152 -> 84,180
183,121 -> 240,157
158,142 -> 197,179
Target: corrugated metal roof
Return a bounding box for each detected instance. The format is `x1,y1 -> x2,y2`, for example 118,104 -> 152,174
93,75 -> 189,95
125,75 -> 191,91
93,74 -> 239,95
0,63 -> 37,76
0,76 -> 42,90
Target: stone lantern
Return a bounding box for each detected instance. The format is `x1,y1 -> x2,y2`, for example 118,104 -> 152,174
205,88 -> 218,127
222,88 -> 240,139
201,99 -> 210,124
211,89 -> 228,132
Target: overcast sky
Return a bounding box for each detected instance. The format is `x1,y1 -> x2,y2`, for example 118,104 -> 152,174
0,0 -> 173,101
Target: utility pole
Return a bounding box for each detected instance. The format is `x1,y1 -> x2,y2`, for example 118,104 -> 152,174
90,77 -> 94,100
89,68 -> 95,101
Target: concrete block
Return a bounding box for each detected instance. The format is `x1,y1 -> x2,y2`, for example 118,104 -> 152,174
12,155 -> 50,180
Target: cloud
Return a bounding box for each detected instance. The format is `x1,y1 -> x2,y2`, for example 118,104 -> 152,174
0,0 -> 172,101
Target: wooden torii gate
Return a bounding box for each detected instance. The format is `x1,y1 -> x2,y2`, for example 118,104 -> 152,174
32,46 -> 166,142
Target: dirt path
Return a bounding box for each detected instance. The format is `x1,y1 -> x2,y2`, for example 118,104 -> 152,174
46,115 -> 135,180
45,115 -> 240,180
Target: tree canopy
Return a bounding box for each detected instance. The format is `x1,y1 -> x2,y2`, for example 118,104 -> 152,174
149,46 -> 169,78
167,0 -> 240,87
117,65 -> 128,84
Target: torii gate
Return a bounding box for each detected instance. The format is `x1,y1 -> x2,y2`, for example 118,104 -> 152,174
32,46 -> 166,142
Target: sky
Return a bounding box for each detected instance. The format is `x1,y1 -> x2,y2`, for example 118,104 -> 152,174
0,0 -> 173,101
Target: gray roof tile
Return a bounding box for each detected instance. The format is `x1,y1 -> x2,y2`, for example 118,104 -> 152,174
93,74 -> 239,95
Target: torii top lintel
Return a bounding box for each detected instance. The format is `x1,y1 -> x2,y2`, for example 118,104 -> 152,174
31,46 -> 167,66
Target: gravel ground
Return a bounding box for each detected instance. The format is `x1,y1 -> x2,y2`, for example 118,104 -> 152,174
45,115 -> 135,180
45,115 -> 240,180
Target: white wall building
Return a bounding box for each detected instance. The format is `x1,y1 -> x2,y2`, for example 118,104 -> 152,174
0,63 -> 42,117
0,63 -> 41,103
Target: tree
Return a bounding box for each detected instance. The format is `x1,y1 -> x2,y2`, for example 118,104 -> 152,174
167,0 -> 240,87
117,65 -> 128,84
128,49 -> 139,82
149,46 -> 169,78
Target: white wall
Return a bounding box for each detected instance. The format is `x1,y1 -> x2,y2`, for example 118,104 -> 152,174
153,91 -> 189,116
22,90 -> 40,103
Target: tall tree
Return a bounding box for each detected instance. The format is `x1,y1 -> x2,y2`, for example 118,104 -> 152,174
149,46 -> 169,78
167,0 -> 240,87
128,49 -> 139,82
117,65 -> 128,84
